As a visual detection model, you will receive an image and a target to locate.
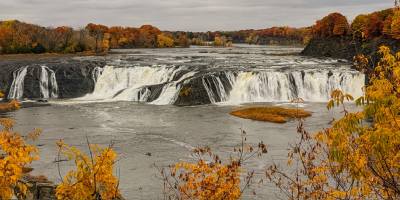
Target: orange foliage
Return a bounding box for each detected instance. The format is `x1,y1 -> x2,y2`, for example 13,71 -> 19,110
0,118 -> 40,199
312,13 -> 350,38
351,8 -> 398,40
161,132 -> 268,200
230,106 -> 311,123
55,139 -> 120,200
0,100 -> 21,112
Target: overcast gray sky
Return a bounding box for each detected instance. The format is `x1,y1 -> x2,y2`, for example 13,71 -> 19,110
0,0 -> 394,31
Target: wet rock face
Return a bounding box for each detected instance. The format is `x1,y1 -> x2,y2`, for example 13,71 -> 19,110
301,36 -> 400,62
174,71 -> 233,106
0,58 -> 106,99
51,61 -> 105,98
301,36 -> 356,60
174,76 -> 212,106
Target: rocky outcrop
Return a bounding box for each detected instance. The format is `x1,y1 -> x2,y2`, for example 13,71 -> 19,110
52,60 -> 105,98
174,71 -> 233,106
301,36 -> 356,60
21,175 -> 56,200
301,36 -> 400,62
0,58 -> 106,99
174,76 -> 212,106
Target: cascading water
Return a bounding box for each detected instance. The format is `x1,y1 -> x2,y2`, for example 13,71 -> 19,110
202,73 -> 234,103
81,65 -> 190,102
40,66 -> 59,99
7,66 -> 59,99
224,70 -> 365,104
151,71 -> 197,105
92,67 -> 104,84
8,66 -> 28,99
84,63 -> 364,105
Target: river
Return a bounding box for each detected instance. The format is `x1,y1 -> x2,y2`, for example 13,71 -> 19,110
4,45 -> 364,199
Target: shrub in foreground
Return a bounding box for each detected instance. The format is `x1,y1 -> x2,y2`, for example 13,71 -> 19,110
266,46 -> 400,199
55,139 -> 121,200
0,118 -> 41,199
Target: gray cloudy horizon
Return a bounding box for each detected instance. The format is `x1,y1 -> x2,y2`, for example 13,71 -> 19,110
0,0 -> 394,32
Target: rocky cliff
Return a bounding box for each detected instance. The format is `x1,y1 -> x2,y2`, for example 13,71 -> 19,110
0,58 -> 106,100
301,36 -> 400,62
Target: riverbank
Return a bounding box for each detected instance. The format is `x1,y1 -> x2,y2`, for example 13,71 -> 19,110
0,51 -> 102,61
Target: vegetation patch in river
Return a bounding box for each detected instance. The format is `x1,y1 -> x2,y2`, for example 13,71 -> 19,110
230,106 -> 312,123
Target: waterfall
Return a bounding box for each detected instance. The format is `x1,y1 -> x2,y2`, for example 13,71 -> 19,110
80,64 -> 364,105
202,73 -> 233,103
151,71 -> 197,105
40,66 -> 59,99
7,66 -> 59,99
224,70 -> 365,104
8,66 -> 28,99
92,67 -> 104,84
39,66 -> 59,98
81,65 -> 188,102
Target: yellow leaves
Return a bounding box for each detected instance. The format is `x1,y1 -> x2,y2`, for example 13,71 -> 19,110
173,159 -> 241,200
0,118 -> 39,199
0,100 -> 21,112
328,89 -> 354,109
157,33 -> 175,48
268,47 -> 400,200
55,141 -> 120,200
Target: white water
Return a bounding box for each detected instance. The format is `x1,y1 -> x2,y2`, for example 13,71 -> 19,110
40,66 -> 59,99
80,65 -> 187,102
223,70 -> 364,104
8,66 -> 59,99
81,65 -> 364,105
8,66 -> 28,99
151,71 -> 197,105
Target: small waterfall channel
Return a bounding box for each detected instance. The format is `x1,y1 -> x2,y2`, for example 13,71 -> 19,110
7,66 -> 59,99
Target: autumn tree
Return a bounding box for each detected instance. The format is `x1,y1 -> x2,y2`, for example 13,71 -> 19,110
137,25 -> 161,48
391,9 -> 400,39
157,33 -> 175,48
266,46 -> 400,199
351,9 -> 396,40
86,23 -> 109,53
54,26 -> 74,52
176,32 -> 190,47
312,12 -> 350,38
161,131 -> 267,200
0,100 -> 41,199
55,139 -> 121,200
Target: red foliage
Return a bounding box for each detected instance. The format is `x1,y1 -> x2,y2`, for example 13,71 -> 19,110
312,13 -> 350,38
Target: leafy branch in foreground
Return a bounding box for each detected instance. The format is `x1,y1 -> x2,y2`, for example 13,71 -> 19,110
0,115 -> 41,199
55,138 -> 121,200
266,46 -> 400,200
160,130 -> 267,200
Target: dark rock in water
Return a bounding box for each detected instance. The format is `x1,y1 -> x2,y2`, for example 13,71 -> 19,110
174,76 -> 212,106
145,84 -> 165,102
0,58 -> 106,99
52,60 -> 105,98
23,66 -> 43,98
174,71 -> 233,106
